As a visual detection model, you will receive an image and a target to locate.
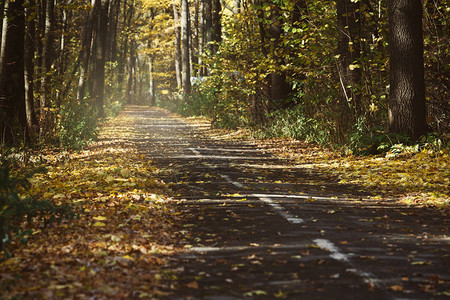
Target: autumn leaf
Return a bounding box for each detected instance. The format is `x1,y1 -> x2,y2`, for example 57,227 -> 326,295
186,281 -> 199,289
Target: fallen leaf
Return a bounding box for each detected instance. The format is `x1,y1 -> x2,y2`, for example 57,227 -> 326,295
389,285 -> 404,292
186,281 -> 199,289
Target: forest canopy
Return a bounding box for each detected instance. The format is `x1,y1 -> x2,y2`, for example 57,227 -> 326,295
0,0 -> 448,151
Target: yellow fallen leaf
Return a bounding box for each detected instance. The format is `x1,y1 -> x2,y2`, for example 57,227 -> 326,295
93,221 -> 106,227
186,281 -> 199,289
274,290 -> 288,298
93,216 -> 107,221
122,255 -> 134,261
389,285 -> 404,292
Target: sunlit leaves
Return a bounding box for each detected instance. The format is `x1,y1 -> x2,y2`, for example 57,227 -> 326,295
0,111 -> 182,298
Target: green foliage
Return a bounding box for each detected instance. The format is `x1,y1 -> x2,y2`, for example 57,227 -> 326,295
0,162 -> 74,259
56,99 -> 98,150
348,127 -> 448,156
105,100 -> 125,118
348,127 -> 410,156
254,106 -> 331,146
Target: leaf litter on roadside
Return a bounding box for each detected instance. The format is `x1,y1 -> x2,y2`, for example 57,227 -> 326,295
0,111 -> 183,299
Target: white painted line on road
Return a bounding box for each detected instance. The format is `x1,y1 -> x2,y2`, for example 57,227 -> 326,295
313,238 -> 385,295
250,193 -> 342,201
187,144 -> 392,298
190,148 -> 305,225
313,238 -> 349,261
188,148 -> 201,155
220,174 -> 245,188
256,195 -> 305,224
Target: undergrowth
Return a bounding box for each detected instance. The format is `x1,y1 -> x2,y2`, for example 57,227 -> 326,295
0,162 -> 74,259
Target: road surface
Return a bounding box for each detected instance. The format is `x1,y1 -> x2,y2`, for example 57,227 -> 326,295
129,106 -> 449,299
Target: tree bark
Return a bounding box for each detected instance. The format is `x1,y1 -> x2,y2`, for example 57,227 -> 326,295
0,0 -> 27,144
25,0 -> 39,140
39,0 -> 55,136
92,0 -> 110,117
181,0 -> 191,94
336,0 -> 361,138
126,41 -> 135,103
211,0 -> 221,54
192,0 -> 199,77
173,1 -> 182,88
148,56 -> 156,105
388,0 -> 427,140
77,2 -> 96,101
269,4 -> 290,110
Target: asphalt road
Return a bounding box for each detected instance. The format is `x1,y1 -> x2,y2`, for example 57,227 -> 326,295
129,106 -> 449,300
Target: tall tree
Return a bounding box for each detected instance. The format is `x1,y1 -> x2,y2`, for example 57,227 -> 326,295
77,1 -> 96,101
269,3 -> 290,110
148,55 -> 156,105
25,0 -> 39,139
91,0 -> 110,117
0,0 -> 27,144
211,0 -> 221,54
39,0 -> 55,135
388,0 -> 427,140
336,0 -> 361,134
181,0 -> 191,94
173,1 -> 182,88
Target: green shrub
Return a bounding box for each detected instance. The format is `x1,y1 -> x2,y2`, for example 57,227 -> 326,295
105,100 -> 125,118
254,106 -> 331,146
348,126 -> 410,156
0,163 -> 74,259
56,99 -> 98,150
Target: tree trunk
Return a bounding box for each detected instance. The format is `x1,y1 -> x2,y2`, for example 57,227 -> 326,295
25,0 -> 39,140
77,3 -> 96,101
181,0 -> 191,94
211,0 -> 221,54
198,0 -> 206,75
126,41 -> 135,103
92,0 -> 109,117
148,56 -> 156,106
0,0 -> 27,144
39,0 -> 55,136
388,0 -> 427,140
269,5 -> 290,110
173,1 -> 182,88
336,0 -> 361,138
192,0 -> 199,77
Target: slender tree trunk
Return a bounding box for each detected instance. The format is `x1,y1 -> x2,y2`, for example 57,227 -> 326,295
269,4 -> 290,110
126,41 -> 135,103
118,0 -> 133,91
39,0 -> 55,136
211,0 -> 221,54
198,0 -> 206,75
336,0 -> 361,139
173,1 -> 182,88
204,0 -> 212,60
25,0 -> 39,140
92,0 -> 109,117
192,0 -> 199,77
148,55 -> 156,105
388,0 -> 427,140
0,0 -> 4,43
181,0 -> 191,94
77,3 -> 96,101
0,0 -> 27,144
